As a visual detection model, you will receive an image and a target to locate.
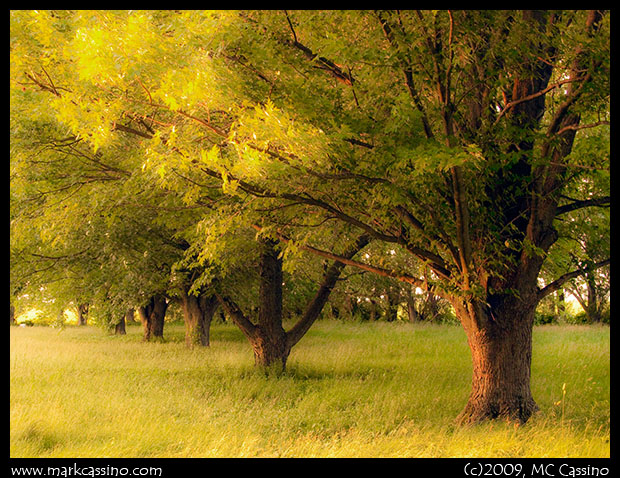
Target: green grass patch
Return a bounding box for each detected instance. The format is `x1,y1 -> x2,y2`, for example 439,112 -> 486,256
10,321 -> 609,457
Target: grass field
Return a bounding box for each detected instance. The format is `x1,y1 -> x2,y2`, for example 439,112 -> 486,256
9,321 -> 610,458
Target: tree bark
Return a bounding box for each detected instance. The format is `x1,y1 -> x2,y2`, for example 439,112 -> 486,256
250,238 -> 290,369
10,304 -> 16,325
137,294 -> 168,342
180,290 -> 219,347
453,281 -> 540,424
406,289 -> 419,323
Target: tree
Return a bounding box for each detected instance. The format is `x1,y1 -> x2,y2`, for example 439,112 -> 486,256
541,173 -> 610,323
214,233 -> 369,369
10,10 -> 610,423
200,10 -> 610,422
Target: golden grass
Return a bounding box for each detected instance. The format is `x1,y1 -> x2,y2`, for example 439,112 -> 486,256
10,321 -> 610,458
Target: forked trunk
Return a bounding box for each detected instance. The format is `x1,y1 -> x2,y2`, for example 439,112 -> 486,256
249,327 -> 290,369
217,234 -> 369,372
137,295 -> 168,342
180,291 -> 218,347
455,298 -> 539,424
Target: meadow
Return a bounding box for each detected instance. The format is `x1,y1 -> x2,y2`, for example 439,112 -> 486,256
9,321 -> 610,458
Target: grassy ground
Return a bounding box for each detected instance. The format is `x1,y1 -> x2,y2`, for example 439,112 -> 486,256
9,321 -> 610,458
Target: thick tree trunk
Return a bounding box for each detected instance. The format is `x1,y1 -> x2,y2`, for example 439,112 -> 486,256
10,304 -> 16,325
454,297 -> 539,424
180,291 -> 218,347
137,295 -> 168,342
250,238 -> 290,369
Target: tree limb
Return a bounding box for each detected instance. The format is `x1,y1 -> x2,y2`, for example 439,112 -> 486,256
214,292 -> 257,339
253,224 -> 427,290
286,233 -> 371,348
555,196 -> 610,216
537,258 -> 610,302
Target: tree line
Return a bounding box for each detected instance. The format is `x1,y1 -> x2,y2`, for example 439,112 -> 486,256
10,10 -> 609,424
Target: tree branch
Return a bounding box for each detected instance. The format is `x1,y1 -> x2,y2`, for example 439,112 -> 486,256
375,10 -> 434,139
280,11 -> 354,86
286,233 -> 371,348
214,292 -> 257,339
555,196 -> 610,216
537,258 -> 610,302
253,224 -> 427,290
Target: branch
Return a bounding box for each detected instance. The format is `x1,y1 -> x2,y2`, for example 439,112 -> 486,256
280,12 -> 353,86
493,78 -> 581,126
555,120 -> 609,136
555,196 -> 610,216
254,224 -> 426,289
375,10 -> 434,139
286,233 -> 371,348
214,293 -> 257,339
537,258 -> 610,302
111,122 -> 153,139
450,165 -> 473,283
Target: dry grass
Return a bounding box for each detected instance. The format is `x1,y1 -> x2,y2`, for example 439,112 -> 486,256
10,321 -> 610,457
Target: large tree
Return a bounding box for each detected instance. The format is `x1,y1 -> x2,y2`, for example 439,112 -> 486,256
10,10 -> 610,423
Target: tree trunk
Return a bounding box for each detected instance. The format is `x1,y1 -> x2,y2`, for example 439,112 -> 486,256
369,299 -> 378,322
555,290 -> 566,321
125,308 -> 137,324
114,316 -> 126,335
76,303 -> 89,326
217,234 -> 369,372
180,290 -> 218,347
137,295 -> 168,342
250,238 -> 290,369
585,274 -> 602,323
384,288 -> 399,322
10,304 -> 16,325
454,297 -> 539,424
406,289 -> 419,323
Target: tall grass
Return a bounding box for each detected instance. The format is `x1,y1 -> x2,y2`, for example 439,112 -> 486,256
10,321 -> 610,458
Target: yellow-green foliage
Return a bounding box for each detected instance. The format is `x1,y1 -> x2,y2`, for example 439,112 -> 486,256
10,322 -> 609,458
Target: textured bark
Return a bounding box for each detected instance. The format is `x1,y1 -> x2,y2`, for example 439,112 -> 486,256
180,290 -> 218,347
250,238 -> 290,369
456,299 -> 538,424
137,294 -> 168,342
450,244 -> 550,425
